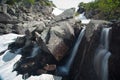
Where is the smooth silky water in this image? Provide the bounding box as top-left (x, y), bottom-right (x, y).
top-left (94, 28), bottom-right (112, 80)
top-left (56, 27), bottom-right (86, 76)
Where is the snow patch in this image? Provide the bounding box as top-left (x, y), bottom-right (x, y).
top-left (0, 33), bottom-right (24, 52)
top-left (0, 33), bottom-right (62, 80)
top-left (52, 7), bottom-right (64, 16)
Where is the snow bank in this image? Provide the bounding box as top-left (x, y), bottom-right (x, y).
top-left (52, 7), bottom-right (64, 16)
top-left (0, 33), bottom-right (62, 80)
top-left (0, 33), bottom-right (24, 52)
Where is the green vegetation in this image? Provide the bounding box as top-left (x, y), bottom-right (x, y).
top-left (5, 0), bottom-right (55, 7)
top-left (79, 0), bottom-right (120, 20)
top-left (39, 0), bottom-right (56, 7)
top-left (75, 12), bottom-right (80, 16)
top-left (6, 0), bottom-right (35, 5)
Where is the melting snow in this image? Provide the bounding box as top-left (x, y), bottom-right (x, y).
top-left (52, 7), bottom-right (64, 16)
top-left (0, 33), bottom-right (24, 52)
top-left (0, 33), bottom-right (62, 80)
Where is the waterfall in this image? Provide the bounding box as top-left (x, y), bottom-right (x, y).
top-left (100, 28), bottom-right (111, 50)
top-left (94, 28), bottom-right (111, 80)
top-left (56, 27), bottom-right (86, 76)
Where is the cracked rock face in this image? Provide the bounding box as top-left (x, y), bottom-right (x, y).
top-left (0, 2), bottom-right (80, 80)
top-left (109, 21), bottom-right (120, 80)
top-left (9, 19), bottom-right (75, 76)
top-left (54, 8), bottom-right (75, 22)
top-left (47, 22), bottom-right (74, 61)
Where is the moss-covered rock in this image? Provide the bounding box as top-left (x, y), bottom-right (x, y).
top-left (78, 0), bottom-right (120, 21)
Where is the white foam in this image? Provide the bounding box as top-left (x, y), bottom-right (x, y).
top-left (75, 13), bottom-right (91, 24)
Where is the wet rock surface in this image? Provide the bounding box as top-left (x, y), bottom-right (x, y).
top-left (69, 20), bottom-right (111, 80)
top-left (109, 21), bottom-right (120, 80)
top-left (0, 2), bottom-right (78, 79)
top-left (1, 1), bottom-right (120, 80)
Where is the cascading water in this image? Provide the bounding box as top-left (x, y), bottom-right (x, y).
top-left (94, 28), bottom-right (111, 80)
top-left (56, 27), bottom-right (86, 76)
top-left (100, 28), bottom-right (111, 50)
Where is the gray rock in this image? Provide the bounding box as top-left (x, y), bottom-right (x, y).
top-left (47, 22), bottom-right (74, 61)
top-left (54, 8), bottom-right (75, 21)
top-left (0, 12), bottom-right (12, 22)
top-left (53, 22), bottom-right (74, 39)
top-left (85, 20), bottom-right (110, 41)
top-left (34, 22), bottom-right (46, 33)
top-left (35, 32), bottom-right (51, 54)
top-left (47, 30), bottom-right (69, 61)
top-left (26, 16), bottom-right (33, 21)
top-left (0, 4), bottom-right (7, 13)
top-left (5, 24), bottom-right (13, 33)
top-left (22, 21), bottom-right (46, 33)
top-left (0, 23), bottom-right (14, 34)
top-left (32, 2), bottom-right (42, 13)
top-left (13, 23), bottom-right (25, 34)
top-left (40, 27), bottom-right (50, 43)
top-left (0, 23), bottom-right (6, 34)
top-left (41, 6), bottom-right (53, 15)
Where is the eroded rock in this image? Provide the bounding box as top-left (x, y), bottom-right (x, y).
top-left (109, 21), bottom-right (120, 80)
top-left (70, 20), bottom-right (110, 80)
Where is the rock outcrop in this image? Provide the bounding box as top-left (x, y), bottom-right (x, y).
top-left (69, 20), bottom-right (111, 80)
top-left (109, 21), bottom-right (120, 80)
top-left (1, 1), bottom-right (120, 80)
top-left (0, 2), bottom-right (79, 79)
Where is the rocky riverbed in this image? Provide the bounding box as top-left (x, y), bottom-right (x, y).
top-left (0, 1), bottom-right (120, 80)
top-left (0, 2), bottom-right (82, 80)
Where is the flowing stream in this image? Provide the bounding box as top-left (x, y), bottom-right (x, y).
top-left (94, 28), bottom-right (111, 80)
top-left (56, 27), bottom-right (86, 76)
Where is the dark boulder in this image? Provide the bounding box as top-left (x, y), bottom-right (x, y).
top-left (109, 21), bottom-right (120, 80)
top-left (77, 7), bottom-right (85, 14)
top-left (54, 8), bottom-right (75, 22)
top-left (8, 36), bottom-right (26, 53)
top-left (10, 33), bottom-right (58, 79)
top-left (0, 12), bottom-right (12, 23)
top-left (69, 20), bottom-right (110, 80)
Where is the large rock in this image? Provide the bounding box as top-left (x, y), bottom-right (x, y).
top-left (0, 23), bottom-right (7, 34)
top-left (85, 9), bottom-right (101, 19)
top-left (109, 21), bottom-right (120, 80)
top-left (12, 23), bottom-right (25, 34)
top-left (0, 23), bottom-right (15, 34)
top-left (70, 20), bottom-right (110, 80)
top-left (7, 20), bottom-right (75, 78)
top-left (0, 12), bottom-right (12, 22)
top-left (54, 8), bottom-right (75, 22)
top-left (22, 21), bottom-right (46, 33)
top-left (0, 2), bottom-right (84, 79)
top-left (40, 27), bottom-right (50, 43)
top-left (47, 22), bottom-right (74, 61)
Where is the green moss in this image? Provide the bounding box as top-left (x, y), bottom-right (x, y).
top-left (75, 12), bottom-right (79, 16)
top-left (39, 0), bottom-right (56, 7)
top-left (5, 0), bottom-right (56, 7)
